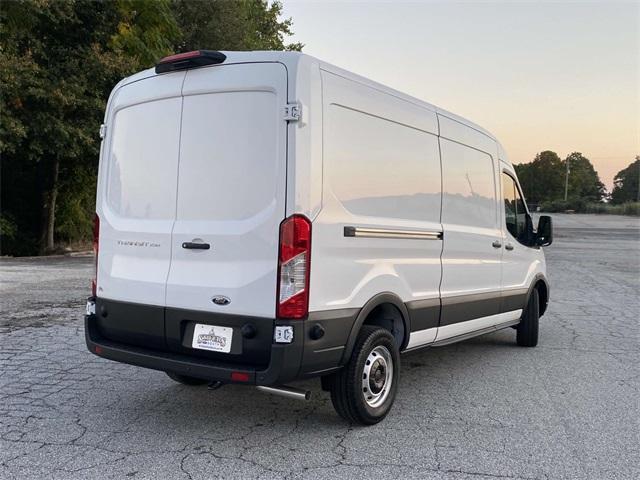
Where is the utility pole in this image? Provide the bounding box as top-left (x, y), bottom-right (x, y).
top-left (564, 157), bottom-right (570, 201)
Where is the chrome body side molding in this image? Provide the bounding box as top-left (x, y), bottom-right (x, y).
top-left (344, 226), bottom-right (443, 240)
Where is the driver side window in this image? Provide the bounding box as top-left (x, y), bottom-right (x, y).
top-left (502, 173), bottom-right (528, 243)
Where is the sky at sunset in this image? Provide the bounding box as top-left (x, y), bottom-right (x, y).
top-left (282, 0), bottom-right (639, 190)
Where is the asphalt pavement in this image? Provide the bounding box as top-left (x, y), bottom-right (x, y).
top-left (1, 214), bottom-right (638, 479)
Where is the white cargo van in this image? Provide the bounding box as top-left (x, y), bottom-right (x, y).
top-left (86, 50), bottom-right (552, 425)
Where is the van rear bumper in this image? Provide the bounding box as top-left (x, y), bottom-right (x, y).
top-left (84, 298), bottom-right (359, 386)
top-left (85, 315), bottom-right (303, 385)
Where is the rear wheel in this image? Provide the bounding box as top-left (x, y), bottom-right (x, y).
top-left (517, 288), bottom-right (539, 347)
top-left (165, 372), bottom-right (208, 386)
top-left (328, 326), bottom-right (400, 425)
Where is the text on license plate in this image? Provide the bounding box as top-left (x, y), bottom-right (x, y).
top-left (192, 324), bottom-right (233, 353)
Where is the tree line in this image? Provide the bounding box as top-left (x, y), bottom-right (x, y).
top-left (515, 152), bottom-right (640, 211)
top-left (0, 0), bottom-right (301, 256)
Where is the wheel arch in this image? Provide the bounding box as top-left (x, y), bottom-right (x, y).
top-left (527, 273), bottom-right (549, 316)
top-left (340, 292), bottom-right (411, 365)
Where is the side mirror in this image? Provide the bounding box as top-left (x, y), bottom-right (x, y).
top-left (536, 215), bottom-right (553, 247)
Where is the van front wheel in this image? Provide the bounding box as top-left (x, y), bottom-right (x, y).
top-left (328, 326), bottom-right (400, 425)
top-left (165, 372), bottom-right (208, 386)
top-left (517, 288), bottom-right (539, 347)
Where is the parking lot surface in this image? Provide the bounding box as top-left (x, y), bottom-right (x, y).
top-left (1, 214), bottom-right (639, 479)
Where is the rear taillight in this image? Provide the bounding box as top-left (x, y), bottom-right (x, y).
top-left (276, 215), bottom-right (311, 319)
top-left (91, 214), bottom-right (99, 297)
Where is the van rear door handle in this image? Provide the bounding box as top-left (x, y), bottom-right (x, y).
top-left (505, 243), bottom-right (514, 251)
top-left (492, 240), bottom-right (502, 248)
top-left (182, 242), bottom-right (210, 250)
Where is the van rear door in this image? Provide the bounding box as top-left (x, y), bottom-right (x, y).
top-left (164, 63), bottom-right (288, 319)
top-left (98, 73), bottom-right (185, 307)
top-left (96, 73), bottom-right (185, 347)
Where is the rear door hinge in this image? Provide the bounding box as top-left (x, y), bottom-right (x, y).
top-left (284, 103), bottom-right (302, 122)
top-left (99, 124), bottom-right (107, 139)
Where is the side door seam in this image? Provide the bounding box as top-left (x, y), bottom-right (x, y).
top-left (433, 113), bottom-right (445, 343)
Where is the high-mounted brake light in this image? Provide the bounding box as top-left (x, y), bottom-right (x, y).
top-left (91, 214), bottom-right (99, 297)
top-left (276, 215), bottom-right (312, 319)
top-left (155, 50), bottom-right (226, 74)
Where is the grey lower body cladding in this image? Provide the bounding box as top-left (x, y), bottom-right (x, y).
top-left (439, 289), bottom-right (529, 326)
top-left (405, 288), bottom-right (529, 330)
top-left (85, 289), bottom-right (530, 385)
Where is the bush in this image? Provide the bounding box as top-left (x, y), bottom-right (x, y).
top-left (540, 200), bottom-right (640, 216)
top-left (621, 202), bottom-right (640, 216)
top-left (540, 198), bottom-right (587, 213)
top-left (585, 202), bottom-right (640, 216)
top-left (539, 200), bottom-right (563, 212)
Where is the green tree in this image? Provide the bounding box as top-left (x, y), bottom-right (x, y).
top-left (563, 152), bottom-right (606, 202)
top-left (515, 151), bottom-right (606, 205)
top-left (514, 151), bottom-right (564, 204)
top-left (112, 0), bottom-right (180, 66)
top-left (171, 0), bottom-right (303, 52)
top-left (1, 0), bottom-right (178, 255)
top-left (610, 157), bottom-right (640, 204)
top-left (1, 0), bottom-right (302, 256)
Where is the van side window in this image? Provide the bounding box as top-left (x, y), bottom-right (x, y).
top-left (440, 139), bottom-right (497, 229)
top-left (326, 105), bottom-right (441, 223)
top-left (502, 173), bottom-right (527, 242)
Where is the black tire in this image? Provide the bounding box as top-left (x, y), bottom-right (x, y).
top-left (328, 326), bottom-right (400, 425)
top-left (517, 288), bottom-right (539, 347)
top-left (165, 372), bottom-right (208, 386)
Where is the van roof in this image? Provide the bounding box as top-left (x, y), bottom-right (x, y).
top-left (118, 50), bottom-right (502, 153)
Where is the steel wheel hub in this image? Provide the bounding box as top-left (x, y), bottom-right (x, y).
top-left (361, 345), bottom-right (393, 408)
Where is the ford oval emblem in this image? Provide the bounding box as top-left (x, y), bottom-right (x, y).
top-left (212, 296), bottom-right (231, 306)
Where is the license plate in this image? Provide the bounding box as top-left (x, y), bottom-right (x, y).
top-left (192, 324), bottom-right (233, 353)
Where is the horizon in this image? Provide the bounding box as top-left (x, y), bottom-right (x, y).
top-left (283, 0), bottom-right (639, 191)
